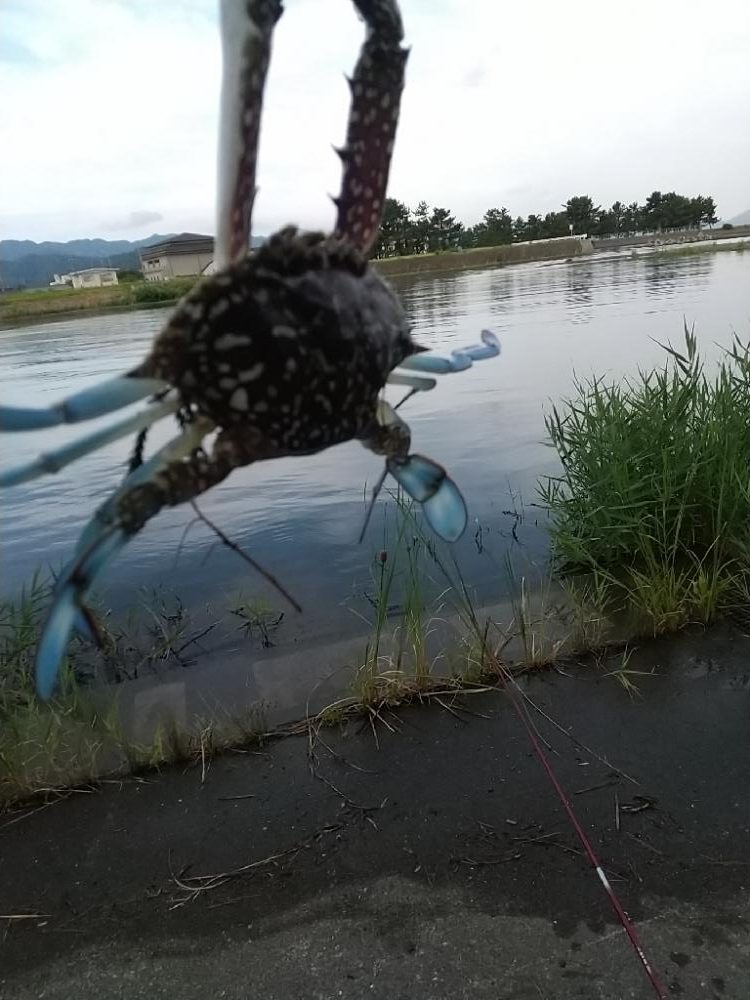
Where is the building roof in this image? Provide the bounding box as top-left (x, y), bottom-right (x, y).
top-left (68, 267), bottom-right (118, 276)
top-left (139, 233), bottom-right (214, 260)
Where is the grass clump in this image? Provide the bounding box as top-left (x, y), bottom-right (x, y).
top-left (0, 576), bottom-right (124, 804)
top-left (130, 276), bottom-right (197, 304)
top-left (0, 576), bottom-right (276, 806)
top-left (541, 327), bottom-right (750, 633)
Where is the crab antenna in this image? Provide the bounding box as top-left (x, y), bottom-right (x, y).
top-left (215, 0), bottom-right (283, 269)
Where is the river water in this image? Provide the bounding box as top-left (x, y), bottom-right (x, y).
top-left (2, 250), bottom-right (749, 654)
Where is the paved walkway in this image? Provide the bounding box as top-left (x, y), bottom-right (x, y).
top-left (2, 625), bottom-right (749, 998)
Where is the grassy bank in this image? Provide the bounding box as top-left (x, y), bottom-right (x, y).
top-left (542, 328), bottom-right (750, 633)
top-left (8, 322), bottom-right (750, 805)
top-left (651, 240), bottom-right (748, 260)
top-left (1, 502), bottom-right (615, 809)
top-left (0, 277), bottom-right (197, 326)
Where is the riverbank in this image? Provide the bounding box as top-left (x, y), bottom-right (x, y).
top-left (5, 232), bottom-right (749, 327)
top-left (0, 237), bottom-right (592, 325)
top-left (592, 222), bottom-right (750, 251)
top-left (0, 278), bottom-right (194, 327)
top-left (2, 622), bottom-right (749, 999)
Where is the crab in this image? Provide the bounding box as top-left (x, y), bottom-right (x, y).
top-left (0, 0), bottom-right (500, 701)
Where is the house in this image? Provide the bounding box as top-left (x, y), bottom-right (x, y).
top-left (68, 267), bottom-right (119, 289)
top-left (139, 233), bottom-right (215, 282)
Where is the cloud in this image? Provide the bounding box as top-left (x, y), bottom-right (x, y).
top-left (463, 66), bottom-right (487, 89)
top-left (0, 37), bottom-right (44, 67)
top-left (105, 210), bottom-right (164, 231)
top-left (2, 0), bottom-right (749, 242)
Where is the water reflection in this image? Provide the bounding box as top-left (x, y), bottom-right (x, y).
top-left (563, 262), bottom-right (595, 324)
top-left (398, 270), bottom-right (463, 341)
top-left (642, 255), bottom-right (714, 299)
top-left (1, 251), bottom-right (749, 653)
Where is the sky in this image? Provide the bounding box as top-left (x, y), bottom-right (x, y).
top-left (2, 0), bottom-right (749, 243)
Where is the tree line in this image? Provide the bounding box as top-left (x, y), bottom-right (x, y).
top-left (373, 191), bottom-right (719, 258)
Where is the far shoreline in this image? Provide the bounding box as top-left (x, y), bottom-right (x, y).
top-left (0, 237), bottom-right (591, 329)
top-left (2, 232), bottom-right (748, 330)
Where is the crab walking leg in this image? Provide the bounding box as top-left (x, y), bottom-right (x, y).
top-left (0, 397), bottom-right (179, 489)
top-left (453, 329), bottom-right (502, 362)
top-left (334, 0), bottom-right (408, 256)
top-left (36, 529), bottom-right (129, 700)
top-left (399, 352), bottom-right (472, 375)
top-left (64, 415), bottom-right (214, 660)
top-left (74, 416), bottom-right (215, 557)
top-left (215, 0), bottom-right (284, 268)
top-left (398, 330), bottom-right (501, 375)
top-left (0, 375), bottom-right (168, 431)
top-left (386, 372), bottom-right (437, 392)
top-left (37, 422), bottom-right (277, 700)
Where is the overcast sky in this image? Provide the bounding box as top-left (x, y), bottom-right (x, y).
top-left (2, 0), bottom-right (749, 243)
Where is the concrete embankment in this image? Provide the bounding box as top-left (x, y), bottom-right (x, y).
top-left (373, 236), bottom-right (592, 277)
top-left (593, 223), bottom-right (750, 251)
top-left (2, 623), bottom-right (750, 999)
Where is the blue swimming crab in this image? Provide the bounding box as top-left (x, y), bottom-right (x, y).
top-left (0, 0), bottom-right (500, 699)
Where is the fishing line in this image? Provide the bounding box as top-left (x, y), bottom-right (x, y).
top-left (497, 664), bottom-right (668, 999)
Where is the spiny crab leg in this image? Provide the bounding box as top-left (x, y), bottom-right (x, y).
top-left (334, 0), bottom-right (408, 256)
top-left (215, 0), bottom-right (283, 268)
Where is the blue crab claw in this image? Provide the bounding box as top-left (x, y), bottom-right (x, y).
top-left (387, 455), bottom-right (468, 542)
top-left (399, 329), bottom-right (500, 375)
top-left (0, 375), bottom-right (167, 432)
top-left (36, 529), bottom-right (126, 701)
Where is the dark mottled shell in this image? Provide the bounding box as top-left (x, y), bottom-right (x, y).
top-left (144, 228), bottom-right (415, 453)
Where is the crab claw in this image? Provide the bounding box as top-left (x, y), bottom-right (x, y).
top-left (399, 329), bottom-right (501, 375)
top-left (387, 454), bottom-right (468, 542)
top-left (36, 529), bottom-right (126, 701)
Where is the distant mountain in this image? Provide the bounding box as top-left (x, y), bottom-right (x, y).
top-left (0, 234), bottom-right (171, 263)
top-left (0, 251), bottom-right (148, 289)
top-left (728, 209), bottom-right (750, 227)
top-left (0, 233), bottom-right (265, 288)
top-left (0, 234), bottom-right (174, 289)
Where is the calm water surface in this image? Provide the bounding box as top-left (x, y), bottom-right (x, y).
top-left (2, 251), bottom-right (749, 649)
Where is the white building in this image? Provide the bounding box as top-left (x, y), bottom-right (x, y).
top-left (67, 267), bottom-right (119, 289)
